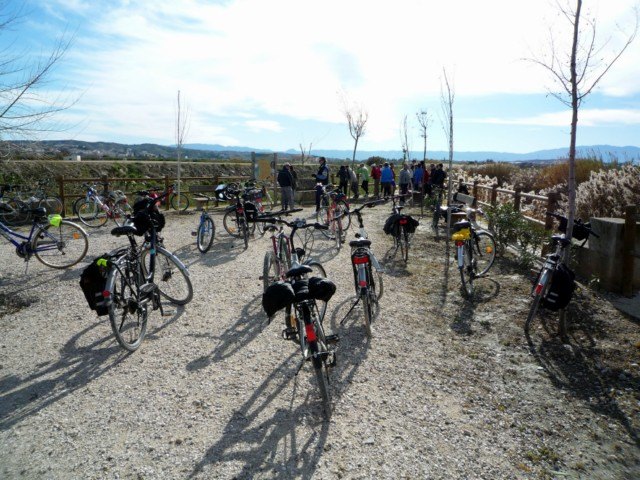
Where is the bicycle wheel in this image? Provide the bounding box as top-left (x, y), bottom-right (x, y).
top-left (334, 216), bottom-right (343, 251)
top-left (0, 199), bottom-right (20, 224)
top-left (309, 313), bottom-right (331, 418)
top-left (39, 196), bottom-right (63, 215)
top-left (459, 243), bottom-right (474, 297)
top-left (316, 198), bottom-right (333, 239)
top-left (369, 266), bottom-right (384, 301)
top-left (473, 231), bottom-right (496, 276)
top-left (32, 220), bottom-right (89, 269)
top-left (77, 199), bottom-right (108, 227)
top-left (112, 200), bottom-right (133, 227)
top-left (197, 215), bottom-right (215, 253)
top-left (262, 251), bottom-right (279, 292)
top-left (304, 260), bottom-right (327, 321)
top-left (525, 268), bottom-right (551, 334)
top-left (222, 209), bottom-right (241, 237)
top-left (402, 227), bottom-right (410, 263)
top-left (240, 216), bottom-right (249, 250)
top-left (106, 261), bottom-right (148, 352)
top-left (72, 196), bottom-right (85, 216)
top-left (335, 200), bottom-right (351, 230)
top-left (142, 247), bottom-right (193, 305)
top-left (362, 292), bottom-right (373, 337)
top-left (170, 192), bottom-right (190, 211)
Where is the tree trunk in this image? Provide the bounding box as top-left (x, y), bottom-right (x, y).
top-left (351, 138), bottom-right (358, 167)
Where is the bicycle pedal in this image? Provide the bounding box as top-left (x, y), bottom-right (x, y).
top-left (325, 334), bottom-right (340, 345)
top-left (281, 327), bottom-right (298, 341)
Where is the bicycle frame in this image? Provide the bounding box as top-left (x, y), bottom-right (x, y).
top-left (0, 217), bottom-right (71, 257)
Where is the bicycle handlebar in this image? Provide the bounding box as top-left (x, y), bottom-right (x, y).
top-left (546, 211), bottom-right (600, 238)
top-left (352, 198), bottom-right (388, 214)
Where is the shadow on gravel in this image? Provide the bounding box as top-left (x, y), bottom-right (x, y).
top-left (189, 353), bottom-right (330, 480)
top-left (185, 295), bottom-right (264, 370)
top-left (0, 322), bottom-right (126, 431)
top-left (171, 238), bottom-right (241, 269)
top-left (144, 304), bottom-right (186, 343)
top-left (525, 312), bottom-right (640, 447)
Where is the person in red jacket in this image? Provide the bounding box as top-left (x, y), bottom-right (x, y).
top-left (370, 162), bottom-right (382, 198)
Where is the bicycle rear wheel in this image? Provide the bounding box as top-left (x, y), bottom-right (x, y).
top-left (106, 261), bottom-right (148, 352)
top-left (39, 196), bottom-right (63, 215)
top-left (525, 268), bottom-right (551, 334)
top-left (308, 313), bottom-right (331, 418)
top-left (473, 231), bottom-right (496, 276)
top-left (402, 227), bottom-right (410, 262)
top-left (459, 243), bottom-right (474, 297)
top-left (362, 292), bottom-right (373, 337)
top-left (112, 199), bottom-right (133, 227)
top-left (142, 247), bottom-right (193, 305)
top-left (32, 220), bottom-right (89, 269)
top-left (77, 200), bottom-right (108, 227)
top-left (305, 260), bottom-right (327, 321)
top-left (170, 192), bottom-right (190, 211)
top-left (197, 215), bottom-right (215, 253)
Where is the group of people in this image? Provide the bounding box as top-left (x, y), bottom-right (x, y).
top-left (277, 156), bottom-right (451, 212)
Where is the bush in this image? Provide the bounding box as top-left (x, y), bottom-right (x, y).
top-left (575, 164), bottom-right (640, 220)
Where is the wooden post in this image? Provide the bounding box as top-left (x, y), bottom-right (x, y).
top-left (58, 176), bottom-right (66, 217)
top-left (472, 180), bottom-right (478, 201)
top-left (544, 192), bottom-right (558, 231)
top-left (490, 184), bottom-right (498, 206)
top-left (622, 205), bottom-right (637, 297)
top-left (214, 175), bottom-right (219, 207)
top-left (514, 188), bottom-right (522, 212)
top-left (164, 175), bottom-right (170, 211)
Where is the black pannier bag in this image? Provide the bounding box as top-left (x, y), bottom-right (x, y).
top-left (132, 198), bottom-right (165, 235)
top-left (262, 281), bottom-right (295, 317)
top-left (309, 276), bottom-right (337, 302)
top-left (400, 215), bottom-right (419, 234)
top-left (383, 214), bottom-right (401, 235)
top-left (383, 214), bottom-right (419, 235)
top-left (542, 263), bottom-right (576, 311)
top-left (79, 255), bottom-right (111, 316)
top-left (243, 201), bottom-right (258, 222)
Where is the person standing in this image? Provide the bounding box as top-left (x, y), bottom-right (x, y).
top-left (399, 162), bottom-right (412, 205)
top-left (348, 166), bottom-right (358, 200)
top-left (357, 163), bottom-right (370, 198)
top-left (390, 163), bottom-right (396, 196)
top-left (413, 161), bottom-right (424, 192)
top-left (289, 164), bottom-right (298, 195)
top-left (380, 162), bottom-right (393, 198)
top-left (431, 163), bottom-right (447, 188)
top-left (277, 163), bottom-right (295, 210)
top-left (314, 156), bottom-right (329, 212)
top-left (371, 162), bottom-right (382, 198)
top-left (338, 165), bottom-right (349, 195)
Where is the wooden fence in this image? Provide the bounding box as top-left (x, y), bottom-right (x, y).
top-left (623, 204), bottom-right (639, 297)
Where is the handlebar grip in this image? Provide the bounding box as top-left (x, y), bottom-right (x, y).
top-left (313, 223), bottom-right (329, 230)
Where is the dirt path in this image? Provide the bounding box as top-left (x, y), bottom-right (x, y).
top-left (0, 204), bottom-right (638, 479)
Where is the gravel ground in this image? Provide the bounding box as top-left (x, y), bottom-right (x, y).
top-left (1, 204), bottom-right (639, 479)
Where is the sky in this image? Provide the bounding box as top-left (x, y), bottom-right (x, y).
top-left (4, 0), bottom-right (640, 154)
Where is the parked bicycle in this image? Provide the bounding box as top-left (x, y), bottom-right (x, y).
top-left (0, 181), bottom-right (62, 225)
top-left (524, 212), bottom-right (598, 334)
top-left (341, 199), bottom-right (386, 336)
top-left (316, 185), bottom-right (350, 250)
top-left (191, 193), bottom-right (216, 253)
top-left (222, 187), bottom-right (255, 249)
top-left (262, 255), bottom-right (338, 418)
top-left (383, 195), bottom-right (418, 263)
top-left (0, 205), bottom-right (88, 269)
top-left (140, 183), bottom-right (190, 211)
top-left (451, 208), bottom-right (497, 297)
top-left (76, 183), bottom-right (131, 228)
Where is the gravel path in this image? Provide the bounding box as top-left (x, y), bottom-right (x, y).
top-left (1, 205), bottom-right (638, 479)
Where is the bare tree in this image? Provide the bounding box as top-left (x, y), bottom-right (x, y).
top-left (529, 0), bottom-right (638, 248)
top-left (400, 115), bottom-right (411, 163)
top-left (440, 67), bottom-right (455, 249)
top-left (175, 90), bottom-right (190, 209)
top-left (299, 142), bottom-right (312, 165)
top-left (416, 109), bottom-right (432, 162)
top-left (340, 93), bottom-right (368, 167)
top-left (0, 5), bottom-right (76, 143)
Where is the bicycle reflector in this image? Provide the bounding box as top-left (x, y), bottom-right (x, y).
top-left (485, 245), bottom-right (493, 254)
top-left (237, 207), bottom-right (244, 214)
top-left (352, 255), bottom-right (369, 264)
top-left (399, 218), bottom-right (408, 225)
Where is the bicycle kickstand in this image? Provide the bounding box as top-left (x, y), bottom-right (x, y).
top-left (339, 295), bottom-right (361, 326)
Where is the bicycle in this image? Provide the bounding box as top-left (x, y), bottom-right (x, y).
top-left (384, 195), bottom-right (418, 263)
top-left (0, 181), bottom-right (62, 225)
top-left (340, 199), bottom-right (386, 336)
top-left (430, 185), bottom-right (446, 232)
top-left (524, 212), bottom-right (598, 334)
top-left (263, 260), bottom-right (338, 418)
top-left (103, 194), bottom-right (170, 351)
top-left (191, 193), bottom-right (216, 253)
top-left (316, 184), bottom-right (351, 234)
top-left (222, 188), bottom-right (255, 249)
top-left (141, 183), bottom-right (190, 211)
top-left (451, 209), bottom-right (497, 297)
top-left (0, 205), bottom-right (88, 269)
top-left (76, 183), bottom-right (131, 228)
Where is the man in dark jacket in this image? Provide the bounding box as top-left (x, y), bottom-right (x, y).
top-left (277, 163), bottom-right (295, 210)
top-left (314, 156), bottom-right (329, 212)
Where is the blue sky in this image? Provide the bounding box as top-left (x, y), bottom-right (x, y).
top-left (5, 0), bottom-right (640, 153)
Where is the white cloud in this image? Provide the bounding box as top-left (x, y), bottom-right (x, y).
top-left (472, 109), bottom-right (640, 127)
top-left (244, 120), bottom-right (283, 133)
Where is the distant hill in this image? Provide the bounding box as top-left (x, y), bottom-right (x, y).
top-left (5, 140), bottom-right (639, 163)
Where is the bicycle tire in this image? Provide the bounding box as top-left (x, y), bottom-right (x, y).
top-left (278, 236), bottom-right (291, 274)
top-left (473, 231), bottom-right (496, 276)
top-left (72, 196), bottom-right (85, 216)
top-left (459, 242), bottom-right (474, 297)
top-left (0, 199), bottom-right (20, 224)
top-left (32, 220), bottom-right (89, 269)
top-left (309, 313), bottom-right (331, 418)
top-left (112, 199), bottom-right (133, 227)
top-left (222, 209), bottom-right (241, 237)
top-left (334, 215), bottom-right (343, 251)
top-left (525, 268), bottom-right (551, 334)
top-left (197, 215), bottom-right (215, 253)
top-left (241, 217), bottom-right (249, 250)
top-left (362, 292), bottom-right (373, 337)
top-left (402, 227), bottom-right (410, 263)
top-left (106, 260), bottom-right (148, 352)
top-left (370, 268), bottom-right (384, 301)
top-left (77, 199), bottom-right (108, 227)
top-left (316, 197), bottom-right (333, 239)
top-left (305, 260), bottom-right (327, 321)
top-left (170, 192), bottom-right (190, 211)
top-left (3, 199), bottom-right (29, 225)
top-left (336, 200), bottom-right (351, 230)
top-left (141, 247), bottom-right (193, 305)
top-left (39, 196), bottom-right (63, 215)
top-left (263, 251), bottom-right (278, 292)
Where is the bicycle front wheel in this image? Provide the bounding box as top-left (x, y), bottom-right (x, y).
top-left (335, 200), bottom-right (351, 230)
top-left (170, 192), bottom-right (190, 211)
top-left (77, 200), bottom-right (108, 227)
top-left (32, 220), bottom-right (89, 269)
top-left (39, 196), bottom-right (63, 215)
top-left (473, 231), bottom-right (496, 276)
top-left (106, 260), bottom-right (148, 352)
top-left (112, 200), bottom-right (133, 227)
top-left (142, 247), bottom-right (193, 305)
top-left (263, 251), bottom-right (278, 292)
top-left (197, 215), bottom-right (215, 253)
top-left (223, 209), bottom-right (241, 237)
top-left (310, 318), bottom-right (332, 418)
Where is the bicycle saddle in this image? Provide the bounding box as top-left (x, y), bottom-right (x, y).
top-left (29, 207), bottom-right (48, 218)
top-left (111, 225), bottom-right (137, 236)
top-left (286, 265), bottom-right (313, 278)
top-left (452, 220), bottom-right (471, 230)
top-left (349, 238), bottom-right (372, 248)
